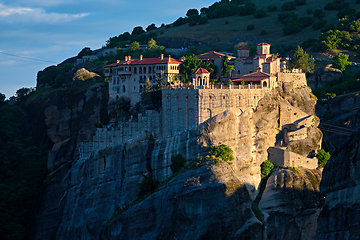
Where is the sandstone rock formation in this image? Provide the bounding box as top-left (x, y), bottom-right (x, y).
top-left (32, 80), bottom-right (322, 239)
top-left (307, 64), bottom-right (343, 91)
top-left (316, 131), bottom-right (360, 239)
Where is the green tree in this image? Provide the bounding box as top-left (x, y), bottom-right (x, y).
top-left (332, 53), bottom-right (351, 71)
top-left (131, 26), bottom-right (145, 36)
top-left (170, 154), bottom-right (186, 174)
top-left (287, 45), bottom-right (314, 73)
top-left (208, 144), bottom-right (234, 163)
top-left (182, 54), bottom-right (203, 76)
top-left (316, 149), bottom-right (330, 168)
top-left (261, 160), bottom-right (275, 179)
top-left (223, 54), bottom-right (235, 77)
top-left (0, 93), bottom-right (5, 105)
top-left (129, 41), bottom-right (140, 51)
top-left (147, 38), bottom-right (158, 50)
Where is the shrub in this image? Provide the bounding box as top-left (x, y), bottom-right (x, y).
top-left (316, 149), bottom-right (330, 168)
top-left (239, 2), bottom-right (257, 16)
top-left (295, 0), bottom-right (306, 6)
top-left (247, 24), bottom-right (255, 31)
top-left (253, 9), bottom-right (267, 18)
top-left (281, 1), bottom-right (296, 11)
top-left (283, 20), bottom-right (303, 35)
top-left (321, 24), bottom-right (336, 33)
top-left (313, 19), bottom-right (327, 30)
top-left (332, 53), bottom-right (351, 71)
top-left (267, 4), bottom-right (277, 12)
top-left (198, 16), bottom-right (208, 25)
top-left (337, 7), bottom-right (356, 19)
top-left (261, 29), bottom-right (268, 35)
top-left (306, 8), bottom-right (313, 14)
top-left (137, 175), bottom-right (159, 198)
top-left (261, 160), bottom-right (275, 179)
top-left (225, 20), bottom-right (229, 24)
top-left (313, 9), bottom-right (323, 18)
top-left (170, 154), bottom-right (186, 174)
top-left (278, 12), bottom-right (297, 24)
top-left (173, 17), bottom-right (187, 27)
top-left (299, 17), bottom-right (315, 28)
top-left (208, 144), bottom-right (234, 163)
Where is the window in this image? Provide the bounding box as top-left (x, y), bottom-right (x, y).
top-left (123, 86), bottom-right (126, 93)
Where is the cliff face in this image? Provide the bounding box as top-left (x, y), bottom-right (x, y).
top-left (32, 80), bottom-right (322, 239)
top-left (316, 131), bottom-right (360, 239)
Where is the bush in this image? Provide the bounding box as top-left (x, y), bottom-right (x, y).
top-left (295, 0), bottom-right (306, 6)
top-left (332, 53), bottom-right (351, 71)
top-left (261, 29), bottom-right (268, 35)
top-left (239, 2), bottom-right (257, 16)
top-left (278, 12), bottom-right (297, 24)
top-left (198, 16), bottom-right (208, 25)
top-left (306, 8), bottom-right (313, 14)
top-left (299, 17), bottom-right (315, 28)
top-left (261, 160), bottom-right (275, 179)
top-left (316, 149), bottom-right (330, 168)
top-left (337, 7), bottom-right (356, 19)
top-left (281, 1), bottom-right (296, 11)
top-left (253, 9), bottom-right (267, 18)
top-left (283, 20), bottom-right (303, 35)
top-left (267, 4), bottom-right (277, 12)
top-left (313, 9), bottom-right (323, 18)
top-left (321, 24), bottom-right (336, 33)
top-left (173, 17), bottom-right (187, 27)
top-left (313, 19), bottom-right (327, 30)
top-left (208, 144), bottom-right (234, 163)
top-left (247, 24), bottom-right (255, 31)
top-left (137, 175), bottom-right (159, 198)
top-left (170, 154), bottom-right (186, 174)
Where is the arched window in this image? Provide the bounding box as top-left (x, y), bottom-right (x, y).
top-left (263, 81), bottom-right (268, 88)
top-left (123, 85), bottom-right (126, 93)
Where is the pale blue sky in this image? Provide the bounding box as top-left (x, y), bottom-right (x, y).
top-left (0, 0), bottom-right (214, 98)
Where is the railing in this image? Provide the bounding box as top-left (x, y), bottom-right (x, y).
top-left (163, 84), bottom-right (265, 90)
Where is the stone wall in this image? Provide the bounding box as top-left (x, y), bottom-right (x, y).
top-left (268, 147), bottom-right (318, 169)
top-left (278, 72), bottom-right (307, 88)
top-left (78, 110), bottom-right (161, 159)
top-left (162, 87), bottom-right (269, 137)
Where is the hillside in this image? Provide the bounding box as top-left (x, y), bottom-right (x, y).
top-left (139, 0), bottom-right (360, 50)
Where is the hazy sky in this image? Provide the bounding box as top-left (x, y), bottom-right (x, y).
top-left (0, 0), bottom-right (214, 98)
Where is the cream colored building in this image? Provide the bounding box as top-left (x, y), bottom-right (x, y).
top-left (105, 54), bottom-right (182, 104)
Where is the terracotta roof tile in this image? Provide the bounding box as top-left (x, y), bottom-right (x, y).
top-left (105, 57), bottom-right (182, 68)
top-left (197, 51), bottom-right (235, 60)
top-left (194, 67), bottom-right (210, 74)
top-left (257, 42), bottom-right (270, 46)
top-left (242, 71), bottom-right (276, 78)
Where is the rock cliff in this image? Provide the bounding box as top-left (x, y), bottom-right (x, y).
top-left (316, 131), bottom-right (360, 239)
top-left (32, 80), bottom-right (322, 239)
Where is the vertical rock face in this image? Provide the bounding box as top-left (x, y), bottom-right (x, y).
top-left (316, 132), bottom-right (360, 240)
top-left (32, 80), bottom-right (322, 239)
top-left (259, 168), bottom-right (323, 240)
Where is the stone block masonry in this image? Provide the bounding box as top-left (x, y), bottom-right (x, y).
top-left (162, 86), bottom-right (269, 137)
top-left (268, 147), bottom-right (318, 169)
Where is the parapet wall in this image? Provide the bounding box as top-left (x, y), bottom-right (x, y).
top-left (268, 147), bottom-right (318, 169)
top-left (77, 110), bottom-right (161, 159)
top-left (278, 72), bottom-right (307, 88)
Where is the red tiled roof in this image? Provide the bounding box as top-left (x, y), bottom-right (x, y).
top-left (242, 71), bottom-right (276, 78)
top-left (232, 78), bottom-right (264, 82)
top-left (197, 51), bottom-right (235, 60)
top-left (257, 42), bottom-right (270, 46)
top-left (104, 57), bottom-right (182, 68)
top-left (194, 67), bottom-right (210, 74)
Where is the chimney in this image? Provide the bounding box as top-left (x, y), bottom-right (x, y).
top-left (160, 54), bottom-right (164, 60)
top-left (117, 60), bottom-right (120, 63)
top-left (168, 55), bottom-right (171, 62)
top-left (140, 55), bottom-right (143, 60)
top-left (128, 56), bottom-right (131, 60)
top-left (125, 56), bottom-right (128, 61)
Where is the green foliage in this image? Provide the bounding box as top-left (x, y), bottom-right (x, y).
top-left (281, 1), bottom-right (296, 11)
top-left (261, 29), bottom-right (268, 36)
top-left (173, 17), bottom-right (187, 27)
top-left (16, 87), bottom-right (35, 102)
top-left (261, 160), bottom-right (275, 179)
top-left (0, 102), bottom-right (48, 239)
top-left (313, 19), bottom-right (327, 30)
top-left (182, 54), bottom-right (203, 76)
top-left (324, 0), bottom-right (349, 11)
top-left (77, 47), bottom-right (92, 58)
top-left (132, 26), bottom-right (145, 36)
top-left (146, 23), bottom-right (157, 32)
top-left (295, 0), bottom-right (306, 6)
top-left (170, 154), bottom-right (186, 174)
top-left (313, 9), bottom-right (323, 19)
top-left (223, 54), bottom-right (235, 77)
top-left (267, 4), bottom-right (277, 12)
top-left (316, 149), bottom-right (331, 168)
top-left (238, 2), bottom-right (256, 16)
top-left (247, 24), bottom-right (255, 31)
top-left (137, 175), bottom-right (160, 198)
top-left (147, 38), bottom-right (158, 50)
top-left (332, 52), bottom-right (351, 71)
top-left (198, 16), bottom-right (209, 25)
top-left (283, 20), bottom-right (303, 35)
top-left (288, 45), bottom-right (315, 73)
top-left (278, 12), bottom-right (297, 24)
top-left (129, 41), bottom-right (140, 51)
top-left (253, 9), bottom-right (267, 18)
top-left (208, 144), bottom-right (234, 164)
